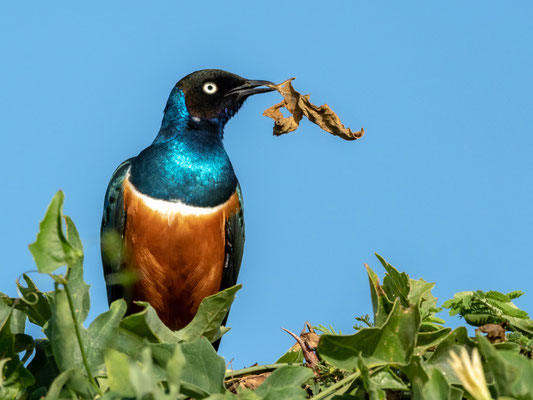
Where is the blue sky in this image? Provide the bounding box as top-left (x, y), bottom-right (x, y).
top-left (1, 1), bottom-right (532, 368)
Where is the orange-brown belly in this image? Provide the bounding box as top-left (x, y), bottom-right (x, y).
top-left (122, 177), bottom-right (241, 330)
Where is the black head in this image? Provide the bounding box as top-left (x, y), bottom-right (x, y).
top-left (176, 69), bottom-right (274, 121)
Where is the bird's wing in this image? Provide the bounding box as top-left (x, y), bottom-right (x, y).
top-left (220, 184), bottom-right (245, 291)
top-left (212, 184), bottom-right (245, 350)
top-left (100, 158), bottom-right (133, 304)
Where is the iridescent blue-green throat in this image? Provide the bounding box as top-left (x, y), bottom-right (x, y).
top-left (128, 88), bottom-right (238, 207)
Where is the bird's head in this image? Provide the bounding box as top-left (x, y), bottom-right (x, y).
top-left (161, 69), bottom-right (274, 133)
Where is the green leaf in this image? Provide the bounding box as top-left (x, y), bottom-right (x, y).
top-left (84, 299), bottom-right (127, 375)
top-left (166, 344), bottom-right (186, 397)
top-left (120, 301), bottom-right (180, 343)
top-left (176, 285), bottom-right (241, 343)
top-left (408, 278), bottom-right (435, 306)
top-left (28, 191), bottom-right (82, 274)
top-left (358, 354), bottom-right (386, 400)
top-left (318, 299), bottom-right (420, 370)
top-left (104, 348), bottom-right (135, 397)
top-left (44, 288), bottom-right (81, 372)
top-left (509, 317), bottom-right (533, 336)
top-left (477, 333), bottom-right (533, 398)
top-left (180, 337), bottom-right (227, 398)
top-left (149, 343), bottom-right (182, 381)
top-left (426, 327), bottom-right (475, 385)
top-left (64, 218), bottom-right (90, 324)
top-left (26, 339), bottom-right (59, 395)
top-left (370, 367), bottom-right (409, 391)
top-left (15, 274), bottom-right (52, 327)
top-left (399, 355), bottom-right (429, 387)
top-left (414, 368), bottom-right (460, 400)
top-left (365, 264), bottom-right (393, 327)
top-left (507, 290), bottom-right (524, 300)
top-left (44, 369), bottom-right (94, 400)
top-left (64, 215), bottom-right (82, 253)
top-left (43, 369), bottom-right (73, 400)
top-left (276, 348), bottom-right (304, 363)
top-left (376, 253), bottom-right (410, 308)
top-left (415, 328), bottom-right (452, 356)
top-left (8, 309), bottom-right (25, 336)
top-left (0, 301), bottom-right (35, 393)
top-left (254, 365), bottom-right (314, 400)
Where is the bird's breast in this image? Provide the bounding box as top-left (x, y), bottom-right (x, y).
top-left (122, 176), bottom-right (241, 329)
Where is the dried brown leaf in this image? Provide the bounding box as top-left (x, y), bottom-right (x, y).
top-left (476, 323), bottom-right (507, 344)
top-left (282, 322), bottom-right (320, 370)
top-left (263, 78), bottom-right (365, 141)
top-left (226, 372), bottom-right (271, 393)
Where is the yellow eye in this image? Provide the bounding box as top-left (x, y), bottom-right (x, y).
top-left (203, 82), bottom-right (218, 94)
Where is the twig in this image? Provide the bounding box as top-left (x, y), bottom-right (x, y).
top-left (63, 281), bottom-right (102, 396)
top-left (282, 327), bottom-right (319, 369)
top-left (225, 363), bottom-right (289, 379)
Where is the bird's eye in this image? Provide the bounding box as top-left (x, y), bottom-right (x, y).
top-left (203, 82), bottom-right (218, 95)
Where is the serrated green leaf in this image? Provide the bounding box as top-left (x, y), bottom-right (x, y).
top-left (318, 299), bottom-right (420, 370)
top-left (486, 290), bottom-right (511, 302)
top-left (464, 313), bottom-right (498, 326)
top-left (254, 365), bottom-right (314, 400)
top-left (409, 278), bottom-right (435, 307)
top-left (507, 290), bottom-right (524, 300)
top-left (376, 253), bottom-right (410, 308)
top-left (176, 285), bottom-right (241, 343)
top-left (365, 264), bottom-right (393, 327)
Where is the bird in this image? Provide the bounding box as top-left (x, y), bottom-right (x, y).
top-left (100, 69), bottom-right (274, 343)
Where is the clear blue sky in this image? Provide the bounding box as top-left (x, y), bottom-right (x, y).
top-left (1, 1), bottom-right (532, 368)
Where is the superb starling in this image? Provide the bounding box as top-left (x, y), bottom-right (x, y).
top-left (101, 69), bottom-right (274, 341)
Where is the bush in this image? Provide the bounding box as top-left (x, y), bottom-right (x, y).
top-left (1, 191), bottom-right (533, 399)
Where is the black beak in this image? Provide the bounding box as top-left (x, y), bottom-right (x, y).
top-left (225, 80), bottom-right (276, 98)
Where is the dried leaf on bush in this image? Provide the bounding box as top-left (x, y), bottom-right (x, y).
top-left (263, 78), bottom-right (365, 141)
top-left (476, 323), bottom-right (507, 344)
top-left (226, 372), bottom-right (270, 393)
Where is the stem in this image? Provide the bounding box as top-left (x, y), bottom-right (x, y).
top-left (63, 281), bottom-right (102, 396)
top-left (225, 363), bottom-right (290, 379)
top-left (311, 371), bottom-right (360, 400)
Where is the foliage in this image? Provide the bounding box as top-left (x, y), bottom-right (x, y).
top-left (1, 191), bottom-right (533, 399)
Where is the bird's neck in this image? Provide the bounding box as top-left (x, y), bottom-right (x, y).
top-left (154, 88), bottom-right (225, 144)
top-left (129, 88), bottom-right (238, 207)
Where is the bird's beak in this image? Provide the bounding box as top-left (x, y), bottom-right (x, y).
top-left (225, 80), bottom-right (276, 98)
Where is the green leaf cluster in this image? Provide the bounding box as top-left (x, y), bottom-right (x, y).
top-left (3, 192), bottom-right (533, 399)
